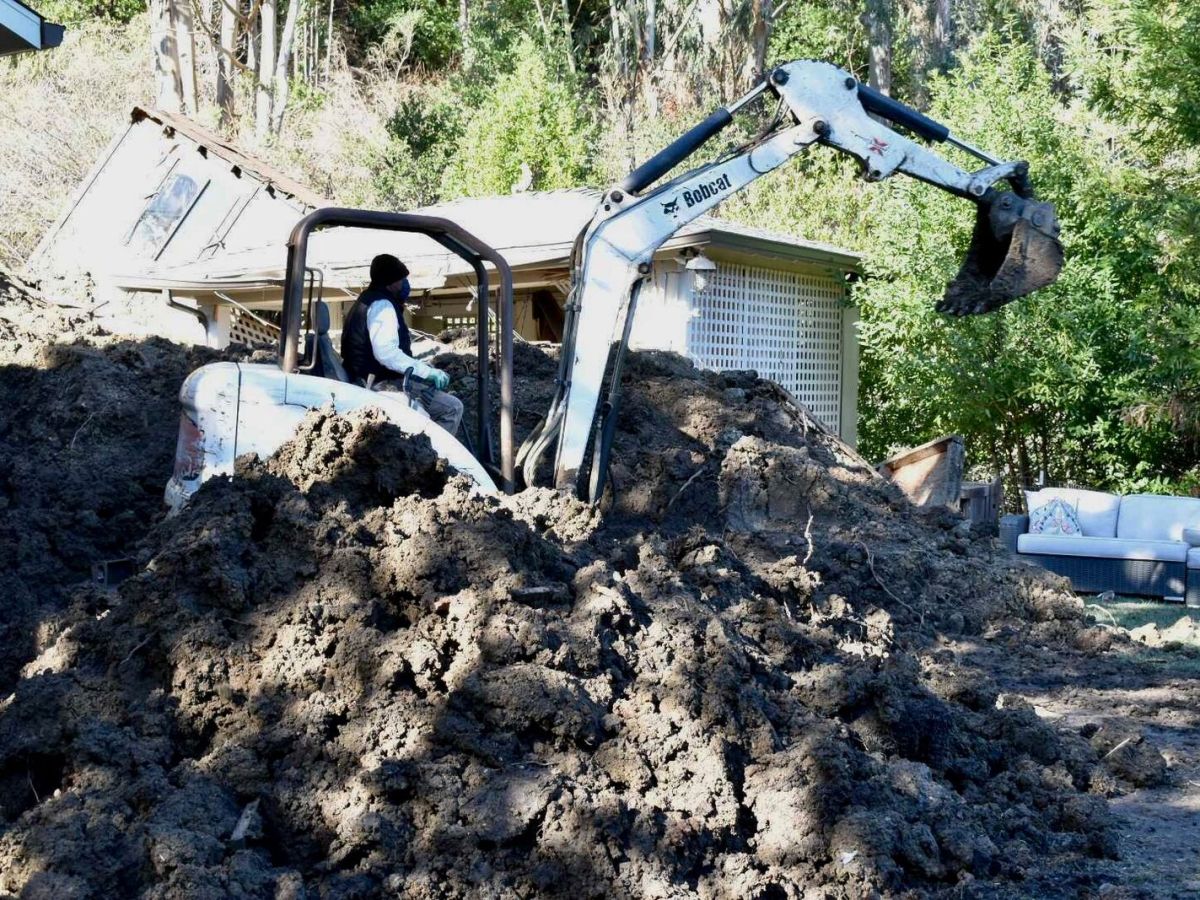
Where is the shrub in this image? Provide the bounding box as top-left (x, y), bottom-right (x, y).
top-left (441, 37), bottom-right (595, 197)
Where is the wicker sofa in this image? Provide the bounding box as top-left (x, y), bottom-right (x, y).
top-left (1000, 488), bottom-right (1200, 606)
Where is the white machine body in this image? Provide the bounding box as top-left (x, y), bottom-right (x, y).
top-left (165, 362), bottom-right (496, 511)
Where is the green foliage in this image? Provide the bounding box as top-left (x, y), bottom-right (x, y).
top-left (1067, 0), bottom-right (1200, 160)
top-left (372, 94), bottom-right (464, 207)
top-left (389, 94), bottom-right (461, 157)
top-left (729, 30), bottom-right (1198, 493)
top-left (771, 0), bottom-right (865, 67)
top-left (853, 35), bottom-right (1196, 491)
top-left (457, 0), bottom-right (548, 78)
top-left (441, 37), bottom-right (595, 197)
top-left (34, 0), bottom-right (142, 25)
top-left (1060, 0), bottom-right (1200, 488)
top-left (345, 0), bottom-right (460, 69)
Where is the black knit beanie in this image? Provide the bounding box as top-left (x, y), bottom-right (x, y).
top-left (369, 254), bottom-right (409, 287)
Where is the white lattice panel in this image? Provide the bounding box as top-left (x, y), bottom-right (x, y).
top-left (688, 264), bottom-right (845, 433)
top-left (229, 306), bottom-right (281, 346)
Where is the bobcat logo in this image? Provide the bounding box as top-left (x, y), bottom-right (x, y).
top-left (661, 197), bottom-right (680, 216)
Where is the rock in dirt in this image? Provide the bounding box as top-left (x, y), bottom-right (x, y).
top-left (0, 309), bottom-right (1122, 898)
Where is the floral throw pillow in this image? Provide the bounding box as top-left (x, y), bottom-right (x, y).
top-left (1029, 498), bottom-right (1083, 536)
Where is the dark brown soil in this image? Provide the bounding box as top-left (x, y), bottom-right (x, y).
top-left (0, 272), bottom-right (252, 694)
top-left (0, 281), bottom-right (1174, 899)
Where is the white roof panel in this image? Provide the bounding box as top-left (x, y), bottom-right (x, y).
top-left (114, 189), bottom-right (859, 293)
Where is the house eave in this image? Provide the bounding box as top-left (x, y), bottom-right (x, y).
top-left (674, 228), bottom-right (861, 271)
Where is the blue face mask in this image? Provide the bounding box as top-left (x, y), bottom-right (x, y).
top-left (396, 278), bottom-right (411, 302)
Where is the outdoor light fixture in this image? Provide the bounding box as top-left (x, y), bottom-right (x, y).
top-left (686, 251), bottom-right (717, 291)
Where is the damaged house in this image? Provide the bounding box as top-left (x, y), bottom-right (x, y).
top-left (32, 106), bottom-right (325, 335)
top-left (36, 108), bottom-right (863, 443)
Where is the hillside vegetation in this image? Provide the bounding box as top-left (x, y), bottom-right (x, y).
top-left (3, 0), bottom-right (1198, 494)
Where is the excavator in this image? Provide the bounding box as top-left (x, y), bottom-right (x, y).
top-left (165, 59), bottom-right (1063, 510)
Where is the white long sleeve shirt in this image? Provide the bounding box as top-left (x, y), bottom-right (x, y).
top-left (366, 300), bottom-right (435, 380)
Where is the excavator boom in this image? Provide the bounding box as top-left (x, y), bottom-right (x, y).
top-left (520, 59), bottom-right (1064, 501)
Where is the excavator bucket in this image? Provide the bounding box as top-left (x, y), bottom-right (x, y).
top-left (938, 191), bottom-right (1063, 316)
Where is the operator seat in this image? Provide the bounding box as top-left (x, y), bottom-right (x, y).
top-left (313, 300), bottom-right (349, 382)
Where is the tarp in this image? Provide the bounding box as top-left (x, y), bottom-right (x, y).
top-left (0, 0), bottom-right (63, 56)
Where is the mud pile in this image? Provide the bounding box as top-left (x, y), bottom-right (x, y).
top-left (0, 272), bottom-right (253, 694)
top-left (0, 324), bottom-right (1123, 898)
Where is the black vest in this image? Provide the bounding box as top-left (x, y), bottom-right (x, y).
top-left (341, 286), bottom-right (413, 383)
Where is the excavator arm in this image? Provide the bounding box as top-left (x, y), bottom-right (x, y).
top-left (519, 59), bottom-right (1064, 501)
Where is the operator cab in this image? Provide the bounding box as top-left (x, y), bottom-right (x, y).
top-left (165, 210), bottom-right (516, 512)
top-left (277, 208), bottom-right (516, 492)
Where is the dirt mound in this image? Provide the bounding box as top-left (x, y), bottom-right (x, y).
top-left (1129, 616), bottom-right (1200, 652)
top-left (0, 273), bottom-right (255, 695)
top-left (0, 329), bottom-right (1124, 898)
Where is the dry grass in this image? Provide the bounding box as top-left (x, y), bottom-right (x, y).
top-left (0, 18), bottom-right (150, 268)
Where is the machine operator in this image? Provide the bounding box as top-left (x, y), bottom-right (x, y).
top-left (341, 254), bottom-right (463, 435)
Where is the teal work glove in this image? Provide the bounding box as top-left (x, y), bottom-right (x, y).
top-left (429, 368), bottom-right (451, 391)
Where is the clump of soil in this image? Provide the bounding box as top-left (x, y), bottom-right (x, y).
top-left (267, 406), bottom-right (453, 510)
top-left (1130, 616), bottom-right (1200, 652)
top-left (0, 319), bottom-right (1124, 898)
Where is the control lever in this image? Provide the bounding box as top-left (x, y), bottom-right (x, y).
top-left (401, 367), bottom-right (438, 405)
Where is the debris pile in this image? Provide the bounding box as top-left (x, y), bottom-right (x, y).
top-left (0, 271), bottom-right (242, 693)
top-left (0, 282), bottom-right (1125, 898)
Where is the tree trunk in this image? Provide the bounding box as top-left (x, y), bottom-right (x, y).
top-left (1037, 426), bottom-right (1051, 486)
top-left (934, 0), bottom-right (952, 69)
top-left (324, 0), bottom-right (333, 81)
top-left (746, 0), bottom-right (771, 86)
top-left (644, 0), bottom-right (656, 63)
top-left (607, 0), bottom-right (627, 85)
top-left (173, 0), bottom-right (199, 113)
top-left (862, 0), bottom-right (892, 95)
top-left (560, 0), bottom-right (575, 71)
top-left (270, 0), bottom-right (303, 133)
top-left (1016, 434), bottom-right (1032, 490)
top-left (304, 3), bottom-right (312, 82)
top-left (216, 0), bottom-right (237, 125)
top-left (246, 0), bottom-right (256, 70)
top-left (150, 0), bottom-right (185, 113)
top-left (256, 0), bottom-right (276, 137)
top-left (640, 0), bottom-right (656, 113)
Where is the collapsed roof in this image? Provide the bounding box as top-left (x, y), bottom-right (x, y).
top-left (113, 189), bottom-right (860, 297)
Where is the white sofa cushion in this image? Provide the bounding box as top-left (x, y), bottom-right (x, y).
top-left (1018, 533), bottom-right (1187, 563)
top-left (1029, 498), bottom-right (1083, 535)
top-left (1116, 494), bottom-right (1200, 542)
top-left (1189, 547), bottom-right (1200, 570)
top-left (1024, 488), bottom-right (1121, 538)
